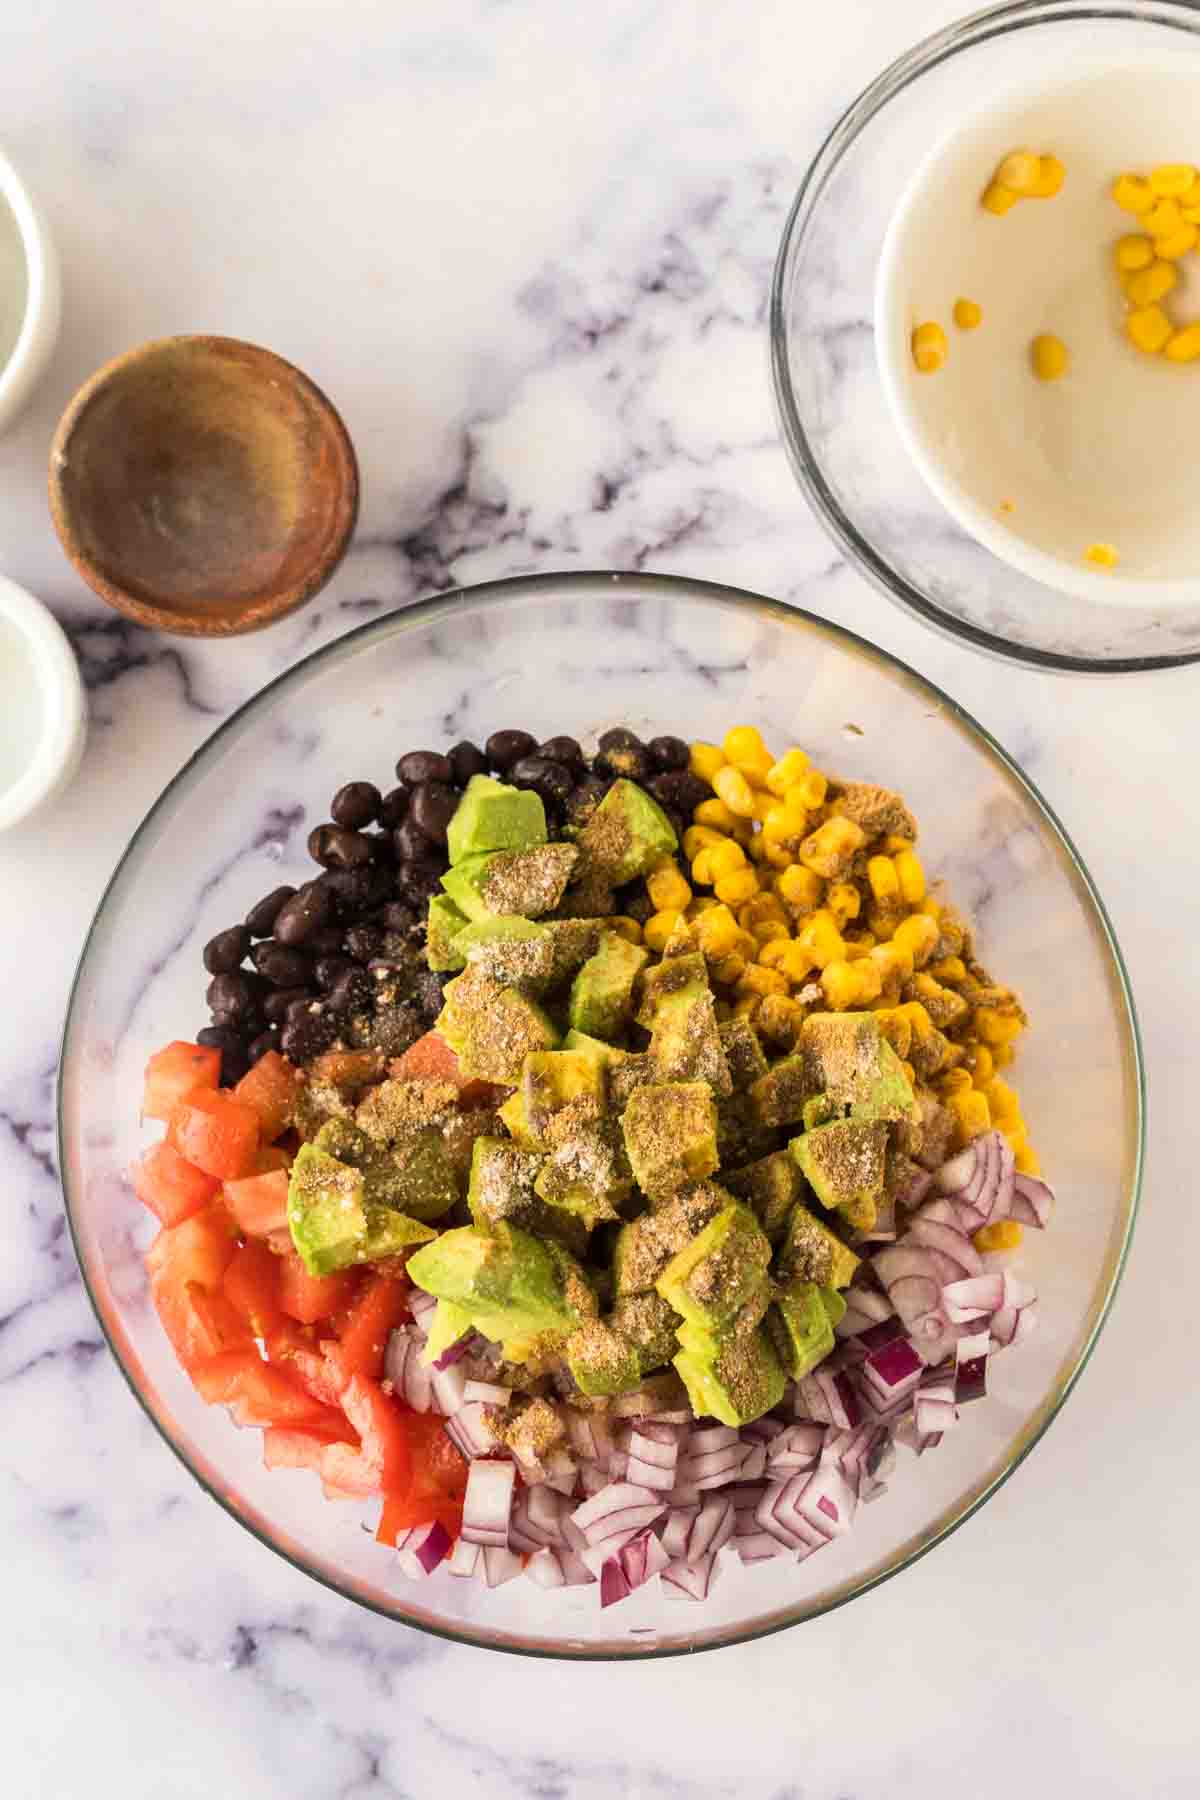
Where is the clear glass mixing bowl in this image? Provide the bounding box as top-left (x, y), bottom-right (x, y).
top-left (770, 0), bottom-right (1200, 671)
top-left (59, 572), bottom-right (1142, 1656)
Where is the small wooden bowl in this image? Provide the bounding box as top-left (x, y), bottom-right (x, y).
top-left (49, 335), bottom-right (359, 637)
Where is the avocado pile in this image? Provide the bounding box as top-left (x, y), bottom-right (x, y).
top-left (287, 768), bottom-right (920, 1429)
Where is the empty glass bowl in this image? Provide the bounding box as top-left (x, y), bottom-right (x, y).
top-left (59, 572), bottom-right (1142, 1656)
top-left (770, 0), bottom-right (1200, 671)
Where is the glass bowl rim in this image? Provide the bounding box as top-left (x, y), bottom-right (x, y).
top-left (768, 0), bottom-right (1200, 676)
top-left (57, 568), bottom-right (1145, 1658)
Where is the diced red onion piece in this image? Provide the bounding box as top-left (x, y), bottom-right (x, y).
top-left (741, 1416), bottom-right (787, 1443)
top-left (908, 1217), bottom-right (984, 1277)
top-left (482, 1545), bottom-right (523, 1588)
top-left (727, 1482), bottom-right (768, 1514)
top-left (663, 1552), bottom-right (719, 1599)
top-left (432, 1333), bottom-right (477, 1372)
top-left (461, 1458), bottom-right (516, 1546)
top-left (446, 1536), bottom-right (480, 1578)
top-left (430, 1360), bottom-right (469, 1417)
top-left (525, 1547), bottom-right (565, 1589)
top-left (661, 1506), bottom-right (700, 1559)
top-left (955, 1328), bottom-right (991, 1403)
top-left (690, 1424), bottom-right (739, 1454)
top-left (795, 1463), bottom-right (857, 1539)
top-left (618, 1527), bottom-right (670, 1590)
top-left (667, 1479), bottom-right (702, 1508)
top-left (740, 1444), bottom-right (767, 1482)
top-left (627, 1425), bottom-right (680, 1495)
top-left (463, 1379), bottom-right (511, 1406)
top-left (606, 1450), bottom-right (629, 1482)
top-left (396, 1520), bottom-right (452, 1579)
top-left (579, 1464), bottom-right (610, 1498)
top-left (687, 1495), bottom-right (735, 1562)
top-left (768, 1423), bottom-right (826, 1471)
top-left (941, 1273), bottom-right (1006, 1323)
top-left (795, 1366), bottom-right (860, 1430)
top-left (559, 1548), bottom-right (597, 1585)
top-left (1011, 1305), bottom-right (1038, 1348)
top-left (834, 1284), bottom-right (895, 1339)
top-left (526, 1485), bottom-right (567, 1545)
top-left (570, 1481), bottom-right (666, 1549)
top-left (645, 1409), bottom-right (693, 1424)
top-left (682, 1444), bottom-right (746, 1490)
top-left (443, 1400), bottom-right (496, 1460)
top-left (935, 1145), bottom-right (977, 1194)
top-left (755, 1477), bottom-right (829, 1552)
top-left (735, 1529), bottom-right (790, 1563)
top-left (599, 1558), bottom-right (632, 1608)
top-left (1011, 1172), bottom-right (1054, 1228)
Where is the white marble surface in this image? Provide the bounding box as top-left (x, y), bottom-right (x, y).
top-left (0, 1), bottom-right (1195, 1794)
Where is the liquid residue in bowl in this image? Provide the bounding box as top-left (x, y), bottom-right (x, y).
top-left (0, 615), bottom-right (44, 792)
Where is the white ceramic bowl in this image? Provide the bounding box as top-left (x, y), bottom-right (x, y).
top-left (875, 51), bottom-right (1200, 606)
top-left (0, 143), bottom-right (61, 434)
top-left (0, 574), bottom-right (86, 831)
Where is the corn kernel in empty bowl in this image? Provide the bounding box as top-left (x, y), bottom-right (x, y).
top-left (1031, 334), bottom-right (1069, 381)
top-left (1149, 162), bottom-right (1196, 197)
top-left (911, 321), bottom-right (947, 372)
top-left (953, 297), bottom-right (983, 330)
top-left (1085, 543), bottom-right (1119, 569)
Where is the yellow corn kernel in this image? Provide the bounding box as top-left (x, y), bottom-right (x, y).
top-left (712, 764), bottom-right (757, 819)
top-left (1182, 205), bottom-right (1200, 225)
top-left (911, 321), bottom-right (948, 373)
top-left (974, 1005), bottom-right (1023, 1047)
top-left (763, 843), bottom-right (793, 870)
top-left (642, 910), bottom-right (684, 953)
top-left (685, 895), bottom-right (719, 919)
top-left (939, 1067), bottom-right (973, 1097)
top-left (1126, 303), bottom-right (1173, 354)
top-left (953, 297), bottom-right (983, 330)
top-left (949, 1088), bottom-right (992, 1144)
top-left (1166, 323), bottom-right (1200, 363)
top-left (722, 725), bottom-right (766, 764)
top-left (974, 1219), bottom-right (1023, 1253)
top-left (683, 824), bottom-right (724, 861)
top-left (1028, 154), bottom-right (1065, 199)
top-left (688, 742), bottom-right (725, 785)
top-left (715, 867), bottom-right (760, 907)
top-left (732, 928), bottom-right (757, 959)
top-left (992, 1042), bottom-right (1015, 1070)
top-left (899, 999), bottom-right (934, 1039)
top-left (691, 848), bottom-right (716, 887)
top-left (706, 838), bottom-right (747, 879)
top-left (1151, 162), bottom-right (1196, 197)
top-left (764, 748), bottom-right (810, 796)
top-left (825, 881), bottom-right (861, 928)
top-left (841, 935), bottom-right (874, 962)
top-left (1085, 543), bottom-right (1119, 570)
top-left (1154, 223), bottom-right (1198, 260)
top-left (757, 993), bottom-right (801, 1046)
top-left (747, 917), bottom-right (790, 949)
top-left (733, 993), bottom-right (761, 1024)
top-left (1124, 260), bottom-right (1177, 307)
top-left (1114, 233), bottom-right (1154, 273)
top-left (711, 952), bottom-right (747, 986)
top-left (740, 891), bottom-right (787, 926)
top-left (1015, 1144), bottom-right (1041, 1175)
top-left (694, 797), bottom-right (739, 833)
top-left (981, 180), bottom-right (1019, 216)
top-left (745, 833), bottom-right (771, 865)
top-left (1144, 197), bottom-right (1183, 237)
top-left (694, 904), bottom-right (740, 960)
top-left (798, 815), bottom-right (866, 880)
top-left (965, 1042), bottom-right (994, 1082)
top-left (737, 963), bottom-right (789, 1000)
top-left (735, 747), bottom-right (776, 788)
top-left (795, 769), bottom-right (828, 810)
top-left (761, 804), bottom-right (799, 848)
top-left (870, 939), bottom-right (913, 984)
top-left (776, 940), bottom-right (816, 985)
top-left (604, 916), bottom-right (643, 945)
top-left (795, 909), bottom-right (845, 970)
top-left (749, 790), bottom-right (775, 823)
top-left (995, 150), bottom-right (1041, 194)
top-left (981, 1075), bottom-right (1020, 1123)
top-left (867, 854), bottom-right (900, 903)
top-left (819, 960), bottom-right (865, 1011)
top-left (1183, 174), bottom-right (1200, 206)
top-left (892, 912), bottom-right (939, 969)
top-left (892, 849), bottom-right (926, 905)
top-left (930, 955), bottom-right (967, 984)
top-left (1111, 172), bottom-right (1153, 214)
top-left (781, 787), bottom-right (810, 826)
top-left (758, 936), bottom-right (792, 970)
top-left (647, 864), bottom-right (692, 914)
top-left (875, 1010), bottom-right (911, 1058)
top-left (775, 863), bottom-right (824, 915)
top-left (1031, 333), bottom-right (1069, 381)
top-left (920, 894), bottom-right (942, 919)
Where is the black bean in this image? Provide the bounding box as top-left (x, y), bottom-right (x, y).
top-left (248, 1027), bottom-right (281, 1064)
top-left (379, 785), bottom-right (410, 829)
top-left (508, 755), bottom-right (573, 806)
top-left (378, 902), bottom-right (420, 937)
top-left (345, 924), bottom-right (386, 964)
top-left (410, 780), bottom-right (458, 845)
top-left (330, 781), bottom-right (381, 829)
top-left (617, 889), bottom-right (653, 924)
top-left (448, 740), bottom-right (487, 786)
top-left (273, 882), bottom-right (332, 946)
top-left (363, 828), bottom-right (394, 865)
top-left (398, 859), bottom-right (447, 906)
top-left (307, 823), bottom-right (372, 870)
top-left (396, 750), bottom-right (453, 788)
top-left (327, 966), bottom-right (372, 1014)
top-left (206, 971), bottom-right (258, 1025)
top-left (393, 815), bottom-right (434, 863)
top-left (280, 1009), bottom-right (338, 1062)
top-left (264, 985), bottom-right (314, 1024)
top-left (485, 729), bottom-right (537, 772)
top-left (595, 727), bottom-right (650, 783)
top-left (565, 774), bottom-right (609, 829)
top-left (251, 941), bottom-right (312, 988)
top-left (245, 885), bottom-right (297, 939)
top-left (304, 925), bottom-right (347, 960)
top-left (648, 734), bottom-right (690, 772)
top-left (538, 735), bottom-right (584, 768)
top-left (316, 865), bottom-right (374, 909)
top-left (197, 1023), bottom-right (250, 1085)
top-left (315, 954), bottom-right (356, 992)
top-left (649, 770), bottom-right (709, 818)
top-left (411, 968), bottom-right (450, 1021)
top-left (203, 925), bottom-right (250, 975)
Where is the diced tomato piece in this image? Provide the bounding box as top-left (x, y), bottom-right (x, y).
top-left (152, 1279), bottom-right (252, 1372)
top-left (329, 1271), bottom-right (409, 1383)
top-left (264, 1319), bottom-right (348, 1407)
top-left (391, 1031), bottom-right (503, 1107)
top-left (253, 1144), bottom-right (292, 1173)
top-left (233, 1052), bottom-right (302, 1143)
top-left (223, 1167), bottom-right (290, 1238)
top-left (145, 1203), bottom-right (237, 1292)
top-left (223, 1239), bottom-right (285, 1335)
top-left (320, 1375), bottom-right (412, 1497)
top-left (308, 1049), bottom-right (385, 1089)
top-left (133, 1140), bottom-right (220, 1227)
top-left (263, 1422), bottom-right (357, 1472)
top-left (375, 1414), bottom-right (467, 1541)
top-left (143, 1041), bottom-right (221, 1121)
top-left (191, 1347), bottom-right (348, 1430)
top-left (167, 1088), bottom-right (260, 1180)
top-left (277, 1252), bottom-right (361, 1325)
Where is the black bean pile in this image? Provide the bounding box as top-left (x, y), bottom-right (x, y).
top-left (198, 728), bottom-right (706, 1085)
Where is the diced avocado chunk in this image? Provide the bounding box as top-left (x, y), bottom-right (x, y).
top-left (747, 1054), bottom-right (809, 1129)
top-left (426, 894), bottom-right (469, 972)
top-left (609, 1290), bottom-right (681, 1372)
top-left (649, 984), bottom-right (731, 1096)
top-left (724, 1149), bottom-right (805, 1242)
top-left (453, 914), bottom-right (599, 993)
top-left (521, 1051), bottom-right (606, 1139)
top-left (821, 1286), bottom-right (847, 1330)
top-left (576, 779), bottom-right (678, 885)
top-left (791, 1117), bottom-right (887, 1222)
top-left (467, 1136), bottom-right (544, 1228)
top-left (635, 953), bottom-right (709, 1028)
top-left (446, 773), bottom-right (547, 865)
top-left (562, 1029), bottom-right (628, 1070)
top-left (568, 932), bottom-right (649, 1041)
top-left (566, 1319), bottom-right (642, 1396)
top-left (767, 1279), bottom-right (836, 1380)
top-left (437, 968), bottom-right (560, 1083)
top-left (673, 1326), bottom-right (785, 1428)
top-left (364, 1129), bottom-right (460, 1222)
top-left (611, 1182), bottom-right (728, 1296)
top-left (311, 1117), bottom-right (371, 1164)
top-left (287, 1143), bottom-right (435, 1275)
top-left (423, 1298), bottom-right (475, 1366)
top-left (621, 1081), bottom-right (719, 1196)
top-left (497, 1088), bottom-right (541, 1150)
top-left (607, 1052), bottom-right (655, 1110)
top-left (719, 1017), bottom-right (770, 1092)
top-left (797, 1011), bottom-right (916, 1122)
top-left (776, 1202), bottom-right (861, 1290)
top-left (442, 843), bottom-right (578, 923)
top-left (655, 1201), bottom-right (773, 1333)
top-left (407, 1221), bottom-right (587, 1346)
